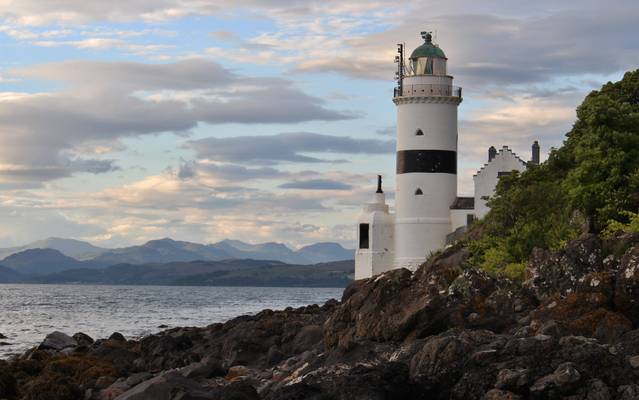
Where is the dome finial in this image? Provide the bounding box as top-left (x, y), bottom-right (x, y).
top-left (420, 31), bottom-right (433, 43)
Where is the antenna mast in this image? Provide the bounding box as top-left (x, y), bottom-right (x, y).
top-left (394, 43), bottom-right (405, 97)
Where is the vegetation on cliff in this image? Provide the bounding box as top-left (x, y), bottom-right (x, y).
top-left (469, 70), bottom-right (639, 277)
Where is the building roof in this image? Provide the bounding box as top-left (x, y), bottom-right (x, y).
top-left (410, 32), bottom-right (446, 59)
top-left (473, 146), bottom-right (528, 178)
top-left (450, 196), bottom-right (475, 210)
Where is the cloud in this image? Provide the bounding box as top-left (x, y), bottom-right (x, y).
top-left (376, 126), bottom-right (395, 136)
top-left (186, 132), bottom-right (395, 165)
top-left (0, 59), bottom-right (353, 186)
top-left (0, 0), bottom-right (395, 25)
top-left (279, 179), bottom-right (352, 190)
top-left (201, 1), bottom-right (638, 89)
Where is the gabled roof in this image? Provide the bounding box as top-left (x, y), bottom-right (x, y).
top-left (473, 145), bottom-right (528, 178)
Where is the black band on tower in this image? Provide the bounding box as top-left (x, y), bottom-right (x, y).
top-left (396, 150), bottom-right (457, 174)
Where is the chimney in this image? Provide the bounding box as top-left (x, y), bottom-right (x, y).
top-left (531, 141), bottom-right (540, 164)
top-left (376, 175), bottom-right (383, 193)
top-left (488, 146), bottom-right (497, 162)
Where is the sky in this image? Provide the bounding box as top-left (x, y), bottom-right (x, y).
top-left (0, 0), bottom-right (637, 249)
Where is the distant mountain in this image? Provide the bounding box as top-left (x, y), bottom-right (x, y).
top-left (90, 238), bottom-right (232, 265)
top-left (0, 237), bottom-right (106, 260)
top-left (0, 264), bottom-right (23, 283)
top-left (33, 259), bottom-right (353, 287)
top-left (296, 242), bottom-right (354, 263)
top-left (212, 240), bottom-right (306, 264)
top-left (0, 237), bottom-right (354, 270)
top-left (88, 238), bottom-right (353, 266)
top-left (0, 249), bottom-right (103, 276)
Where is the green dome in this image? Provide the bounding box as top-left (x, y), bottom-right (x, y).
top-left (409, 32), bottom-right (446, 59)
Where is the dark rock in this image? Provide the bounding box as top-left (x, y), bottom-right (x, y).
top-left (114, 371), bottom-right (215, 400)
top-left (0, 363), bottom-right (17, 399)
top-left (614, 245), bottom-right (639, 325)
top-left (0, 333), bottom-right (6, 339)
top-left (125, 372), bottom-right (153, 386)
top-left (73, 332), bottom-right (94, 346)
top-left (109, 332), bottom-right (126, 342)
top-left (483, 389), bottom-right (522, 400)
top-left (526, 234), bottom-right (603, 301)
top-left (495, 368), bottom-right (529, 390)
top-left (180, 357), bottom-right (225, 379)
top-left (617, 384), bottom-right (639, 400)
top-left (38, 331), bottom-right (77, 351)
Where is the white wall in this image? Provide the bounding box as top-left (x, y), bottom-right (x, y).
top-left (354, 193), bottom-right (395, 279)
top-left (450, 209), bottom-right (474, 231)
top-left (473, 147), bottom-right (528, 219)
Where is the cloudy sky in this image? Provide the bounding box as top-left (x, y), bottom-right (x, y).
top-left (0, 0), bottom-right (637, 248)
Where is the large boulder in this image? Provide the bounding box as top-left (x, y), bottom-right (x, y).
top-left (38, 331), bottom-right (77, 351)
top-left (525, 234), bottom-right (604, 301)
top-left (614, 245), bottom-right (639, 325)
top-left (324, 245), bottom-right (529, 349)
top-left (115, 372), bottom-right (259, 400)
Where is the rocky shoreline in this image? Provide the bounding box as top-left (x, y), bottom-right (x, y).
top-left (2, 233), bottom-right (639, 399)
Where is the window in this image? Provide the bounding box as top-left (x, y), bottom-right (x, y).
top-left (497, 171), bottom-right (512, 178)
top-left (415, 129), bottom-right (424, 136)
top-left (415, 188), bottom-right (423, 195)
top-left (359, 223), bottom-right (369, 249)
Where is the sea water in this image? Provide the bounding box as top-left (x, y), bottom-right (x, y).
top-left (0, 284), bottom-right (342, 358)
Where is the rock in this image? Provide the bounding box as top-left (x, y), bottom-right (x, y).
top-left (495, 368), bottom-right (528, 390)
top-left (73, 332), bottom-right (95, 347)
top-left (0, 365), bottom-right (17, 398)
top-left (526, 234), bottom-right (603, 300)
top-left (157, 325), bottom-right (168, 329)
top-left (39, 331), bottom-right (77, 351)
top-left (95, 375), bottom-right (116, 389)
top-left (324, 245), bottom-right (523, 348)
top-left (125, 372), bottom-right (153, 387)
top-left (0, 333), bottom-right (6, 339)
top-left (530, 362), bottom-right (581, 395)
top-left (586, 379), bottom-right (611, 400)
top-left (617, 384), bottom-right (639, 400)
top-left (483, 389), bottom-right (522, 400)
top-left (114, 372), bottom-right (214, 400)
top-left (628, 355), bottom-right (639, 368)
top-left (179, 357), bottom-right (225, 379)
top-left (615, 245), bottom-right (639, 325)
top-left (109, 332), bottom-right (126, 342)
top-left (226, 365), bottom-right (251, 381)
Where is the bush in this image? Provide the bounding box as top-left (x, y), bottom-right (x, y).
top-left (468, 70), bottom-right (639, 268)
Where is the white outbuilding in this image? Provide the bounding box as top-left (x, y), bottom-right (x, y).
top-left (354, 32), bottom-right (541, 279)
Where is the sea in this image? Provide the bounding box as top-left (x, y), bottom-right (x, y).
top-left (0, 284), bottom-right (343, 359)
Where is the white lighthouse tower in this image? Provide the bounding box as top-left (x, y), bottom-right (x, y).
top-left (393, 32), bottom-right (462, 270)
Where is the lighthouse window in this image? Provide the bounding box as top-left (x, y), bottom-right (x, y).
top-left (359, 224), bottom-right (370, 249)
top-left (415, 188), bottom-right (423, 195)
top-left (415, 129), bottom-right (424, 136)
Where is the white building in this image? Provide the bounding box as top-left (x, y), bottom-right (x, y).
top-left (355, 32), bottom-right (540, 279)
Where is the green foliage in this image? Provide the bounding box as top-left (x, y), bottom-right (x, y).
top-left (504, 263), bottom-right (526, 281)
top-left (468, 70), bottom-right (639, 274)
top-left (603, 211), bottom-right (639, 237)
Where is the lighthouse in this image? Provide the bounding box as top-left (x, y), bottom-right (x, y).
top-left (393, 32), bottom-right (462, 270)
top-left (353, 31), bottom-right (539, 279)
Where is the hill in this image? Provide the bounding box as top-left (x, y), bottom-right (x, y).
top-left (0, 237), bottom-right (106, 260)
top-left (0, 264), bottom-right (23, 283)
top-left (89, 238), bottom-right (232, 265)
top-left (30, 259), bottom-right (353, 287)
top-left (0, 249), bottom-right (103, 276)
